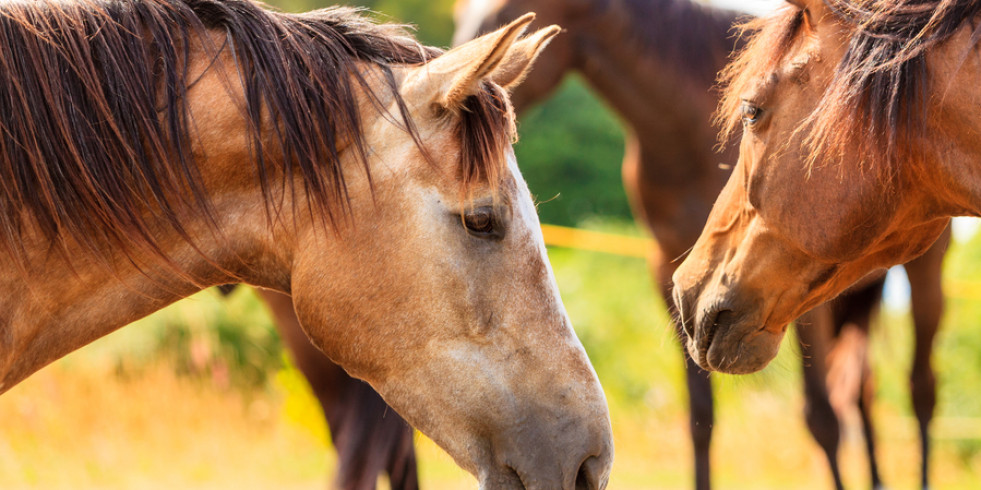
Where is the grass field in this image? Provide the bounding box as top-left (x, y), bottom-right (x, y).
top-left (3, 221), bottom-right (981, 489)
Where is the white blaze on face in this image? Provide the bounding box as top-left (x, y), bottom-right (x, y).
top-left (506, 151), bottom-right (607, 416)
top-left (506, 150), bottom-right (592, 348)
top-left (452, 0), bottom-right (505, 47)
top-left (506, 151), bottom-right (546, 255)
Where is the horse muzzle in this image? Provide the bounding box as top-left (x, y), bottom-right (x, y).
top-left (478, 412), bottom-right (613, 490)
top-left (672, 277), bottom-right (785, 374)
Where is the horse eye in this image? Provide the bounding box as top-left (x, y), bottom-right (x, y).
top-left (463, 207), bottom-right (499, 238)
top-left (741, 102), bottom-right (762, 124)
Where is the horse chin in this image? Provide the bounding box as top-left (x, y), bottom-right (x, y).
top-left (477, 467), bottom-right (526, 490)
top-left (702, 324), bottom-right (783, 374)
top-left (477, 456), bottom-right (610, 490)
top-left (686, 307), bottom-right (785, 374)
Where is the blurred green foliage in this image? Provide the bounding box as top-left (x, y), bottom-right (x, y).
top-left (271, 0), bottom-right (455, 46)
top-left (110, 288), bottom-right (283, 390)
top-left (933, 231), bottom-right (981, 459)
top-left (153, 287), bottom-right (283, 388)
top-left (514, 78), bottom-right (630, 226)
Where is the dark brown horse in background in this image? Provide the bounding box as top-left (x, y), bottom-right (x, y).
top-left (455, 0), bottom-right (947, 488)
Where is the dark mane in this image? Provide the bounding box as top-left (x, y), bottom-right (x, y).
top-left (717, 0), bottom-right (981, 168)
top-left (0, 0), bottom-right (513, 267)
top-left (619, 0), bottom-right (745, 85)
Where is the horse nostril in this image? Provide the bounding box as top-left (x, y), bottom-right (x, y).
top-left (714, 309), bottom-right (736, 328)
top-left (575, 455), bottom-right (601, 490)
top-left (702, 308), bottom-right (736, 352)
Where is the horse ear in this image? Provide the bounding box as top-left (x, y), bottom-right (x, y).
top-left (415, 12), bottom-right (536, 110)
top-left (489, 24), bottom-right (561, 90)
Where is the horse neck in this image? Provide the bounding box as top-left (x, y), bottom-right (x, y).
top-left (0, 189), bottom-right (293, 393)
top-left (569, 0), bottom-right (741, 255)
top-left (572, 0), bottom-right (738, 163)
top-left (0, 49), bottom-right (300, 392)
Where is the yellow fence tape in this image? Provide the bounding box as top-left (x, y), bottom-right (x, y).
top-left (540, 223), bottom-right (981, 302)
top-left (540, 223), bottom-right (651, 259)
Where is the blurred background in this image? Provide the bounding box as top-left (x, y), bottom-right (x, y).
top-left (3, 0), bottom-right (981, 489)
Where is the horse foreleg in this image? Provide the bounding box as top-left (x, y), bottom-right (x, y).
top-left (660, 262), bottom-right (713, 490)
top-left (832, 279), bottom-right (883, 490)
top-left (903, 226), bottom-right (948, 490)
top-left (255, 288), bottom-right (418, 490)
top-left (682, 345), bottom-right (713, 490)
top-left (796, 308), bottom-right (844, 490)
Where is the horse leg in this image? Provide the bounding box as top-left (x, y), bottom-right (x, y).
top-left (796, 307), bottom-right (844, 490)
top-left (683, 346), bottom-right (713, 490)
top-left (846, 296), bottom-right (882, 490)
top-left (255, 288), bottom-right (418, 490)
top-left (829, 275), bottom-right (887, 490)
top-left (903, 226), bottom-right (949, 489)
top-left (856, 360), bottom-right (883, 489)
top-left (655, 254), bottom-right (713, 490)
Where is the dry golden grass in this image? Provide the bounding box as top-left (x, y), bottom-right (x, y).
top-left (3, 348), bottom-right (980, 489)
top-left (0, 362), bottom-right (330, 489)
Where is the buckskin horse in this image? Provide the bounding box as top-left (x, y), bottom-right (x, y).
top-left (0, 1), bottom-right (614, 487)
top-left (672, 0), bottom-right (981, 486)
top-left (455, 0), bottom-right (948, 488)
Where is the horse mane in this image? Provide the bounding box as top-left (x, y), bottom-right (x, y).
top-left (717, 0), bottom-right (981, 169)
top-left (618, 0), bottom-right (745, 85)
top-left (0, 0), bottom-right (514, 268)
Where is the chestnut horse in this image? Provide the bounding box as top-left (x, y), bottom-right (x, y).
top-left (673, 0), bottom-right (975, 376)
top-left (0, 1), bottom-right (614, 488)
top-left (455, 0), bottom-right (947, 488)
top-left (669, 0), bottom-right (981, 484)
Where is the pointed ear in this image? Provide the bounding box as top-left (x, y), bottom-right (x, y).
top-left (489, 25), bottom-right (561, 90)
top-left (413, 13), bottom-right (536, 110)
